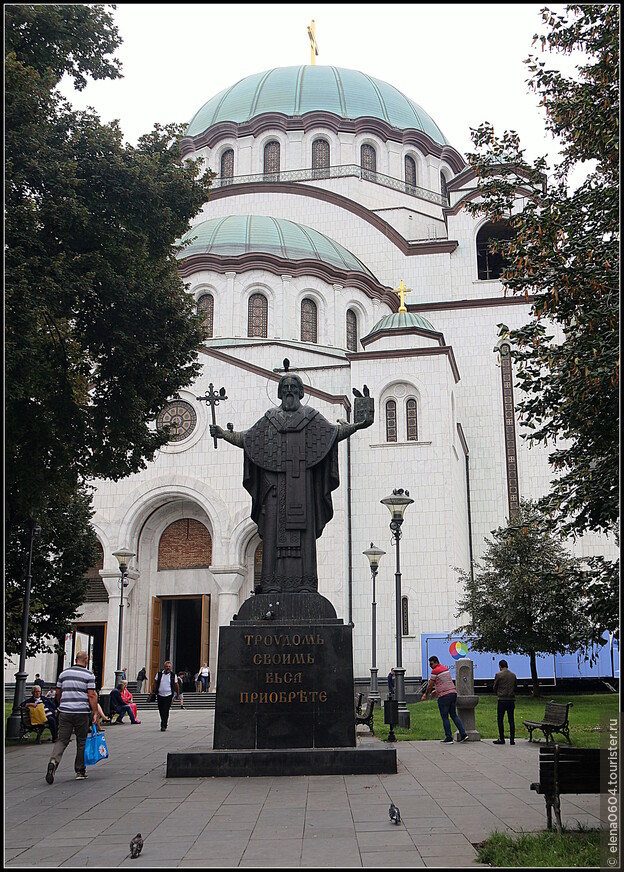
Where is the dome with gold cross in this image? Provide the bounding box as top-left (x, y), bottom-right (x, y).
top-left (364, 310), bottom-right (437, 338)
top-left (185, 65), bottom-right (449, 144)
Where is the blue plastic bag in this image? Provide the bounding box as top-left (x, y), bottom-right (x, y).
top-left (84, 724), bottom-right (109, 766)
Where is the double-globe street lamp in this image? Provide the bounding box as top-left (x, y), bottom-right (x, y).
top-left (6, 518), bottom-right (42, 739)
top-left (381, 489), bottom-right (413, 729)
top-left (362, 544), bottom-right (385, 703)
top-left (112, 548), bottom-right (135, 689)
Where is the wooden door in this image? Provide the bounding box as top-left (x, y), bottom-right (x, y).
top-left (200, 594), bottom-right (210, 670)
top-left (150, 597), bottom-right (162, 687)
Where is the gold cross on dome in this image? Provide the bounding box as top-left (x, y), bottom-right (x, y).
top-left (307, 20), bottom-right (319, 65)
top-left (394, 280), bottom-right (411, 313)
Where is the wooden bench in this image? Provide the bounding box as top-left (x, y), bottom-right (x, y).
top-left (19, 706), bottom-right (53, 743)
top-left (355, 697), bottom-right (376, 734)
top-left (523, 700), bottom-right (573, 744)
top-left (530, 745), bottom-right (601, 833)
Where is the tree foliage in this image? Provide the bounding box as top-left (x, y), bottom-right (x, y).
top-left (454, 501), bottom-right (594, 695)
top-left (464, 5), bottom-right (619, 540)
top-left (5, 5), bottom-right (214, 652)
top-left (5, 490), bottom-right (100, 657)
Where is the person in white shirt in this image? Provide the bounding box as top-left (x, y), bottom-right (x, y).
top-left (199, 663), bottom-right (210, 693)
top-left (151, 661), bottom-right (179, 732)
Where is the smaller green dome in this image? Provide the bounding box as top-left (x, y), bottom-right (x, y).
top-left (178, 215), bottom-right (375, 278)
top-left (367, 311), bottom-right (436, 335)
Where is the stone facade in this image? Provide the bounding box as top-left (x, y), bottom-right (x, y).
top-left (7, 65), bottom-right (615, 690)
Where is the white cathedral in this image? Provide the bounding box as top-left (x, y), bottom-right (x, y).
top-left (7, 61), bottom-right (614, 691)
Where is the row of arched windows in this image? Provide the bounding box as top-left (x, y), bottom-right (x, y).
top-left (218, 141), bottom-right (450, 196)
top-left (197, 292), bottom-right (360, 350)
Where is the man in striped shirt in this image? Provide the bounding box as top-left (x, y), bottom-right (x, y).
top-left (45, 650), bottom-right (100, 783)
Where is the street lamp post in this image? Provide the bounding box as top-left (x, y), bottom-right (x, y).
top-left (112, 548), bottom-right (135, 689)
top-left (381, 489), bottom-right (413, 729)
top-left (6, 518), bottom-right (42, 739)
top-left (363, 543), bottom-right (385, 703)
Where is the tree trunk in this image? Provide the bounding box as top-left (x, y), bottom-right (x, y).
top-left (530, 650), bottom-right (540, 697)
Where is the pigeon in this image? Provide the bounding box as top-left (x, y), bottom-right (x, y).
top-left (283, 358), bottom-right (290, 371)
top-left (226, 423), bottom-right (234, 431)
top-left (352, 387), bottom-right (363, 397)
top-left (130, 833), bottom-right (143, 858)
top-left (362, 385), bottom-right (370, 397)
top-left (389, 802), bottom-right (401, 825)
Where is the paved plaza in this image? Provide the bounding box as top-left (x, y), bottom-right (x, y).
top-left (5, 708), bottom-right (604, 868)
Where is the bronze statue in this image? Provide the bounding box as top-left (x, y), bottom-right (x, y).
top-left (210, 372), bottom-right (374, 594)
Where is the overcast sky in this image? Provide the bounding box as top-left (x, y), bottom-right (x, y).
top-left (59, 3), bottom-right (577, 172)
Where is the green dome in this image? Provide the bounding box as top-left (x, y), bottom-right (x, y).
top-left (178, 216), bottom-right (375, 278)
top-left (367, 311), bottom-right (436, 335)
top-left (186, 65), bottom-right (448, 145)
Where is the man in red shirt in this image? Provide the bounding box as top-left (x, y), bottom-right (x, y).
top-left (422, 656), bottom-right (469, 744)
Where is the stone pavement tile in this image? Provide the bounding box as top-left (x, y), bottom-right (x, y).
top-left (300, 836), bottom-right (361, 866)
top-left (186, 833), bottom-right (251, 855)
top-left (52, 817), bottom-right (119, 838)
top-left (304, 809), bottom-right (354, 827)
top-left (422, 856), bottom-right (483, 868)
top-left (305, 791), bottom-right (351, 810)
top-left (239, 836), bottom-right (303, 866)
top-left (303, 826), bottom-right (357, 840)
top-left (349, 801), bottom-right (394, 823)
top-left (361, 850), bottom-right (425, 867)
top-left (179, 854), bottom-right (244, 868)
top-left (204, 805), bottom-right (264, 827)
top-left (357, 828), bottom-right (415, 849)
top-left (5, 844), bottom-right (84, 867)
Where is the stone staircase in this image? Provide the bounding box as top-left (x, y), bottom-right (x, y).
top-left (5, 685), bottom-right (216, 711)
top-left (133, 691), bottom-right (215, 712)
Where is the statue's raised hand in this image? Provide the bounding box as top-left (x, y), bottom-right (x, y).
top-left (353, 390), bottom-right (374, 427)
top-left (209, 423), bottom-right (225, 440)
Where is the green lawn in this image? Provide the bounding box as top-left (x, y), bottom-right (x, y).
top-left (372, 692), bottom-right (619, 747)
top-left (475, 827), bottom-right (602, 867)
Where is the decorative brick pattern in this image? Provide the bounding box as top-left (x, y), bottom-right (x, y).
top-left (158, 519), bottom-right (212, 570)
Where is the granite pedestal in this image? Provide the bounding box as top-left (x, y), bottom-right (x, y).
top-left (167, 592), bottom-right (396, 777)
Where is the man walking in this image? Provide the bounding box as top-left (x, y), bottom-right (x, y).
top-left (493, 659), bottom-right (517, 745)
top-left (152, 661), bottom-right (179, 731)
top-left (45, 650), bottom-right (99, 783)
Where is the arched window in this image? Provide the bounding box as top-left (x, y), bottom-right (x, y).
top-left (220, 148), bottom-right (234, 185)
top-left (197, 294), bottom-right (214, 338)
top-left (361, 143), bottom-right (376, 180)
top-left (301, 298), bottom-right (318, 343)
top-left (84, 541), bottom-right (107, 602)
top-left (405, 155), bottom-right (417, 192)
top-left (158, 519), bottom-right (212, 570)
top-left (263, 140), bottom-right (280, 180)
top-left (346, 309), bottom-right (358, 352)
top-left (406, 398), bottom-right (418, 441)
top-left (440, 171), bottom-right (449, 203)
top-left (312, 138), bottom-right (330, 178)
top-left (385, 399), bottom-right (397, 442)
top-left (248, 293), bottom-right (268, 337)
top-left (476, 221), bottom-right (515, 280)
top-left (401, 596), bottom-right (409, 635)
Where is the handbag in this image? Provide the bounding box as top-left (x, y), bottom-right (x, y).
top-left (148, 691), bottom-right (156, 703)
top-left (29, 703), bottom-right (48, 725)
top-left (84, 724), bottom-right (109, 766)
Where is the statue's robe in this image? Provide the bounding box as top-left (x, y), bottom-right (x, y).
top-left (242, 405), bottom-right (339, 593)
